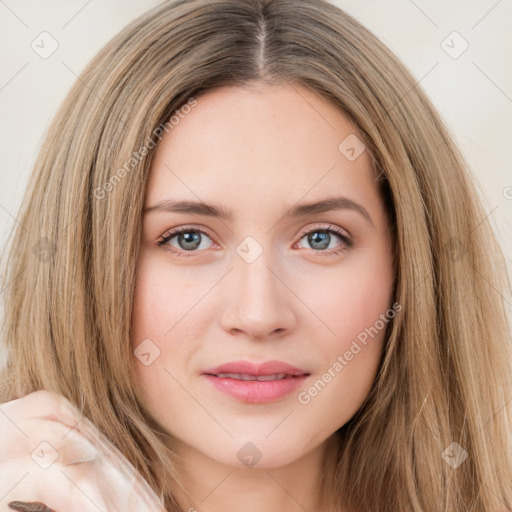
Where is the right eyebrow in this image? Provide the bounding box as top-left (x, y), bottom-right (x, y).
top-left (143, 199), bottom-right (234, 220)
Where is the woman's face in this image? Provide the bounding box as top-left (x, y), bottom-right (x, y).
top-left (131, 82), bottom-right (395, 469)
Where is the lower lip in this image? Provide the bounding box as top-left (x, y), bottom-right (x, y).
top-left (203, 374), bottom-right (309, 403)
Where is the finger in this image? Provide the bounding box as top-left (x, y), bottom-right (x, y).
top-left (0, 391), bottom-right (82, 429)
top-left (0, 392), bottom-right (129, 470)
top-left (0, 392), bottom-right (131, 474)
top-left (0, 458), bottom-right (108, 512)
top-left (0, 417), bottom-right (98, 465)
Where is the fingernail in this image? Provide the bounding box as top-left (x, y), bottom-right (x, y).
top-left (55, 437), bottom-right (98, 465)
top-left (8, 501), bottom-right (56, 512)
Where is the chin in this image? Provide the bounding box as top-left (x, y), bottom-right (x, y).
top-left (206, 436), bottom-right (314, 470)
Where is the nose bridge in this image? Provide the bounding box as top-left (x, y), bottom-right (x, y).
top-left (222, 236), bottom-right (295, 338)
top-left (234, 238), bottom-right (282, 312)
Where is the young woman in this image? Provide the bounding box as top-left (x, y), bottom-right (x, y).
top-left (1, 1), bottom-right (511, 511)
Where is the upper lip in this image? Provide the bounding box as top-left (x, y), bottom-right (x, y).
top-left (202, 360), bottom-right (309, 377)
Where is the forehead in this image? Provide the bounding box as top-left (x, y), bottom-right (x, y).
top-left (145, 83), bottom-right (378, 215)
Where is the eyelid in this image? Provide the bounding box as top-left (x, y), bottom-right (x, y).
top-left (296, 222), bottom-right (351, 241)
top-left (159, 223), bottom-right (351, 242)
top-left (160, 224), bottom-right (215, 241)
top-left (157, 222), bottom-right (352, 256)
top-left (157, 225), bottom-right (218, 253)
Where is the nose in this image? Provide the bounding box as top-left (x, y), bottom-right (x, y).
top-left (220, 246), bottom-right (297, 341)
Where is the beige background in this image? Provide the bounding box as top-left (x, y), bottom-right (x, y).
top-left (0, 0), bottom-right (511, 361)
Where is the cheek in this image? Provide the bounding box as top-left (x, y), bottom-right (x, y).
top-left (304, 253), bottom-right (394, 345)
top-left (297, 247), bottom-right (394, 408)
top-left (131, 255), bottom-right (204, 342)
top-left (297, 270), bottom-right (393, 434)
top-left (130, 262), bottom-right (185, 425)
top-left (130, 256), bottom-right (213, 416)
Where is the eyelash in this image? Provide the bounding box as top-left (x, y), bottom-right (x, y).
top-left (156, 224), bottom-right (353, 258)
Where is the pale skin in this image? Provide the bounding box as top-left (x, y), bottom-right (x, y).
top-left (131, 81), bottom-right (395, 512)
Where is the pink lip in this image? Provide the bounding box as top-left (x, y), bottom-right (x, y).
top-left (201, 360), bottom-right (310, 404)
top-left (202, 360), bottom-right (308, 377)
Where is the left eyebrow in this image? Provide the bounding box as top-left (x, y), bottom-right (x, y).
top-left (285, 196), bottom-right (374, 227)
top-left (143, 196), bottom-right (374, 227)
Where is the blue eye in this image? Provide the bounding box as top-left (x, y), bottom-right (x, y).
top-left (157, 227), bottom-right (214, 256)
top-left (296, 226), bottom-right (352, 255)
top-left (157, 224), bottom-right (352, 257)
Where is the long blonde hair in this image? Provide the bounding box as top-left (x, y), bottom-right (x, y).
top-left (1, 0), bottom-right (511, 510)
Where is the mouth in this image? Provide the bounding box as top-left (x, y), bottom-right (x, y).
top-left (207, 372), bottom-right (306, 381)
top-left (201, 361), bottom-right (310, 403)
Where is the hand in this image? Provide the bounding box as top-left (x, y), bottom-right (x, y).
top-left (0, 390), bottom-right (166, 512)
